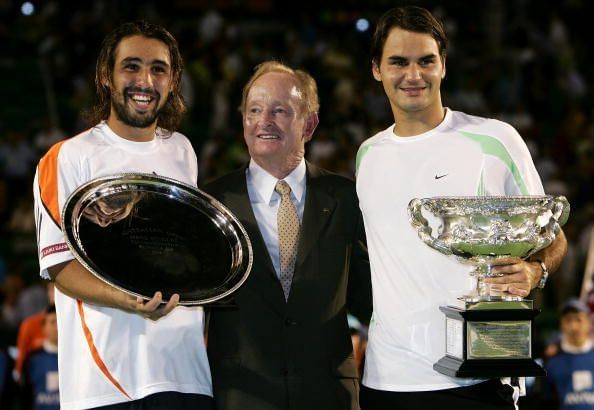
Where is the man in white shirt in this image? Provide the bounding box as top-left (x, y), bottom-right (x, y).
top-left (204, 61), bottom-right (372, 410)
top-left (33, 21), bottom-right (212, 409)
top-left (356, 6), bottom-right (568, 410)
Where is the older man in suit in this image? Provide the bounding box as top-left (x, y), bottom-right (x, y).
top-left (204, 61), bottom-right (372, 410)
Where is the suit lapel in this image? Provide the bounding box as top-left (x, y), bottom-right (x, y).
top-left (219, 169), bottom-right (286, 313)
top-left (295, 163), bottom-right (336, 271)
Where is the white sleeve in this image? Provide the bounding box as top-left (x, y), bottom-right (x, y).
top-left (190, 140), bottom-right (199, 185)
top-left (502, 124), bottom-right (544, 196)
top-left (34, 143), bottom-right (78, 279)
top-left (180, 133), bottom-right (199, 186)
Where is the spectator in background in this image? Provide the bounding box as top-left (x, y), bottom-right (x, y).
top-left (21, 304), bottom-right (59, 410)
top-left (14, 283), bottom-right (54, 382)
top-left (544, 299), bottom-right (594, 410)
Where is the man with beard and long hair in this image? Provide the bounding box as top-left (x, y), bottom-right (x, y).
top-left (32, 21), bottom-right (213, 409)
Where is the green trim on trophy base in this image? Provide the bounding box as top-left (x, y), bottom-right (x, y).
top-left (440, 305), bottom-right (539, 321)
top-left (464, 299), bottom-right (533, 310)
top-left (433, 356), bottom-right (546, 378)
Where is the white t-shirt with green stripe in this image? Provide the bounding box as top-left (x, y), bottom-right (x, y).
top-left (356, 108), bottom-right (544, 391)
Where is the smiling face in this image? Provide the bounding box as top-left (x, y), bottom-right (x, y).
top-left (243, 72), bottom-right (318, 178)
top-left (107, 35), bottom-right (172, 140)
top-left (372, 27), bottom-right (445, 124)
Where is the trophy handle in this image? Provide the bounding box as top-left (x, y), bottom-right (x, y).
top-left (551, 195), bottom-right (570, 229)
top-left (530, 195), bottom-right (571, 257)
top-left (408, 198), bottom-right (452, 255)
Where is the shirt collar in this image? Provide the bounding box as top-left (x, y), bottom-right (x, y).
top-left (381, 107), bottom-right (453, 142)
top-left (247, 158), bottom-right (307, 205)
top-left (561, 336), bottom-right (593, 354)
top-left (43, 340), bottom-right (59, 353)
top-left (99, 121), bottom-right (159, 153)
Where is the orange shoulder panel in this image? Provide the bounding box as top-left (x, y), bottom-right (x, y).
top-left (38, 140), bottom-right (68, 227)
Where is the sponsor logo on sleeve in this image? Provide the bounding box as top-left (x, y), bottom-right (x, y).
top-left (41, 243), bottom-right (69, 258)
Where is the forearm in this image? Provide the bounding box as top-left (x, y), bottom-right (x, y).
top-left (48, 260), bottom-right (131, 311)
top-left (48, 260), bottom-right (179, 320)
top-left (530, 229), bottom-right (568, 274)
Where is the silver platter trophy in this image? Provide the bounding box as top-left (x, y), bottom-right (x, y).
top-left (408, 195), bottom-right (569, 378)
top-left (62, 174), bottom-right (253, 306)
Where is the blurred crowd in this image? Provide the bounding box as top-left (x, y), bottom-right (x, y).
top-left (0, 0), bottom-right (593, 408)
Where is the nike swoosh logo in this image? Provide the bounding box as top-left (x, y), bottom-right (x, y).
top-left (435, 174), bottom-right (448, 179)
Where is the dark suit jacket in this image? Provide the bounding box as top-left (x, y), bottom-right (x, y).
top-left (204, 162), bottom-right (372, 410)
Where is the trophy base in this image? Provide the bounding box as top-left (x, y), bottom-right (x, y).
top-left (434, 356), bottom-right (545, 378)
top-left (435, 303), bottom-right (544, 378)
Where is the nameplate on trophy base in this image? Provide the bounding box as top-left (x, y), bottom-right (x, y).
top-left (435, 303), bottom-right (545, 378)
top-left (468, 320), bottom-right (531, 359)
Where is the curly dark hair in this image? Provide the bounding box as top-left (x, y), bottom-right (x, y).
top-left (84, 20), bottom-right (186, 134)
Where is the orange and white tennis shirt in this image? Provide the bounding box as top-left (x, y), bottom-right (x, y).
top-left (34, 122), bottom-right (212, 409)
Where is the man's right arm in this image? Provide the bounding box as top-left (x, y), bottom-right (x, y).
top-left (34, 144), bottom-right (179, 320)
top-left (48, 260), bottom-right (179, 320)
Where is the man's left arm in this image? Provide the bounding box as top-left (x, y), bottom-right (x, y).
top-left (487, 229), bottom-right (568, 297)
top-left (346, 210), bottom-right (373, 324)
top-left (487, 126), bottom-right (568, 297)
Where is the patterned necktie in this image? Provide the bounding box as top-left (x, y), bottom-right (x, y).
top-left (275, 180), bottom-right (300, 300)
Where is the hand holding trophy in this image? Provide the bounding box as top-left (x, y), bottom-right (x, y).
top-left (408, 195), bottom-right (569, 377)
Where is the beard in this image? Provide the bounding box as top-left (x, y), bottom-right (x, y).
top-left (111, 86), bottom-right (164, 128)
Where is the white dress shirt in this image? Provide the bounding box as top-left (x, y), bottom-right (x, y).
top-left (246, 158), bottom-right (307, 278)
